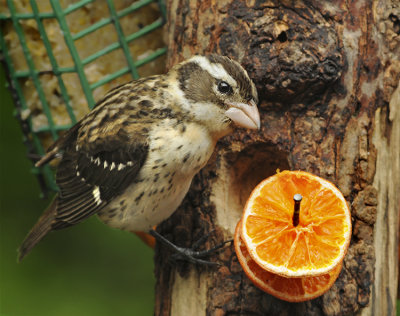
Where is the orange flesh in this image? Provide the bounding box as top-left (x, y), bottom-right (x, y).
top-left (242, 171), bottom-right (351, 276)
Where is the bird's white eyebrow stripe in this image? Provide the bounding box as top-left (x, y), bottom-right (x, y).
top-left (190, 56), bottom-right (236, 87)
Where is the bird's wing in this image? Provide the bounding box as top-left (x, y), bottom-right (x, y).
top-left (53, 122), bottom-right (150, 229)
top-left (19, 80), bottom-right (157, 259)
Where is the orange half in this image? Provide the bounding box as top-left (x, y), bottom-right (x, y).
top-left (235, 221), bottom-right (342, 302)
top-left (241, 170), bottom-right (351, 277)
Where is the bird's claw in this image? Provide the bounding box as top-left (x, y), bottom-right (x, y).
top-left (149, 229), bottom-right (232, 266)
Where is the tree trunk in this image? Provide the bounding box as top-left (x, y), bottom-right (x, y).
top-left (154, 1), bottom-right (400, 315)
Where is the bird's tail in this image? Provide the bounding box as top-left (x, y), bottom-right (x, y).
top-left (18, 197), bottom-right (57, 262)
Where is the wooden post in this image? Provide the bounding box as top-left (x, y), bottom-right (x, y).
top-left (154, 1), bottom-right (400, 315)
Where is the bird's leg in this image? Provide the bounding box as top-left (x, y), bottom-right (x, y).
top-left (149, 229), bottom-right (232, 266)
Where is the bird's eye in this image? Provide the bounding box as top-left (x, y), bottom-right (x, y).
top-left (217, 81), bottom-right (232, 94)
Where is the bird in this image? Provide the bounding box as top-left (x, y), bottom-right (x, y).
top-left (18, 54), bottom-right (260, 262)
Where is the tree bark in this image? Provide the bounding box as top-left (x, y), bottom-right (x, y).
top-left (154, 1), bottom-right (400, 315)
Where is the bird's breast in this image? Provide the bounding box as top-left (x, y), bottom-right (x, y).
top-left (98, 121), bottom-right (216, 231)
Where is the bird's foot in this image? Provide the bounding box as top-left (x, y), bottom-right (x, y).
top-left (149, 229), bottom-right (232, 266)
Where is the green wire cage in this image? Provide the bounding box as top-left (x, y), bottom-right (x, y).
top-left (0, 0), bottom-right (167, 196)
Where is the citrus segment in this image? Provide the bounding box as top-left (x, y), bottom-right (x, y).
top-left (234, 221), bottom-right (342, 302)
top-left (241, 170), bottom-right (351, 277)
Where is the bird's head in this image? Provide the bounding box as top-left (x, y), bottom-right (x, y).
top-left (171, 54), bottom-right (260, 137)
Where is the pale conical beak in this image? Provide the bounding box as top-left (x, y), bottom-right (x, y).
top-left (225, 99), bottom-right (261, 130)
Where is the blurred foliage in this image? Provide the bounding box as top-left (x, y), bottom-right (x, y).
top-left (0, 68), bottom-right (155, 315)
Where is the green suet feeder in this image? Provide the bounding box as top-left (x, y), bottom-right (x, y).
top-left (0, 0), bottom-right (167, 196)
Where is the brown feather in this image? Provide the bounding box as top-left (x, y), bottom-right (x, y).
top-left (18, 197), bottom-right (57, 261)
top-left (35, 123), bottom-right (81, 167)
top-left (34, 147), bottom-right (59, 167)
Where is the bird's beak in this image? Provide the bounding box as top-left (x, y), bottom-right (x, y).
top-left (225, 99), bottom-right (261, 130)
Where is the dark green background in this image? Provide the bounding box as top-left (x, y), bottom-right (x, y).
top-left (0, 68), bottom-right (154, 315)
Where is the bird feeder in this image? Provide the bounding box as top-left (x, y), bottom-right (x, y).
top-left (0, 0), bottom-right (167, 196)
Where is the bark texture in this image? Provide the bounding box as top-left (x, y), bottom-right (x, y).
top-left (155, 1), bottom-right (400, 315)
